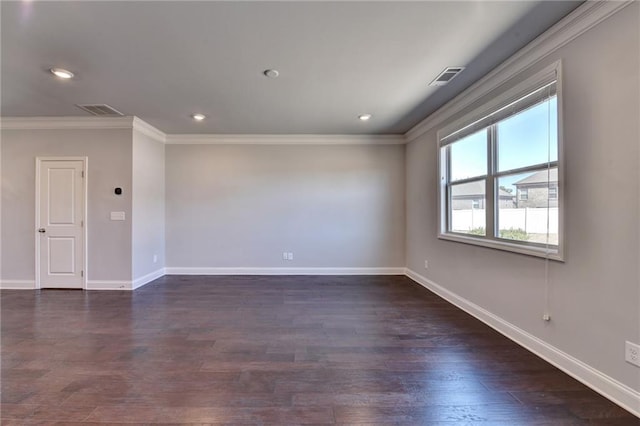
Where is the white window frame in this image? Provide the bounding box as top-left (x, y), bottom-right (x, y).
top-left (437, 61), bottom-right (564, 261)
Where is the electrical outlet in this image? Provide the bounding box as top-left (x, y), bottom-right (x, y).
top-left (424, 260), bottom-right (429, 269)
top-left (153, 254), bottom-right (158, 264)
top-left (287, 252), bottom-right (294, 261)
top-left (625, 341), bottom-right (640, 367)
top-left (282, 252), bottom-right (288, 260)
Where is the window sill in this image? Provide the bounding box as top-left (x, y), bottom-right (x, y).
top-left (438, 232), bottom-right (564, 262)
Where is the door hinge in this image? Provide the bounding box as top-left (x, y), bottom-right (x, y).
top-left (81, 220), bottom-right (83, 227)
top-left (81, 171), bottom-right (84, 178)
top-left (80, 270), bottom-right (84, 277)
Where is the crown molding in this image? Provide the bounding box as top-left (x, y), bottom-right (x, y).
top-left (165, 134), bottom-right (406, 145)
top-left (1, 116), bottom-right (167, 143)
top-left (0, 116), bottom-right (136, 130)
top-left (132, 117), bottom-right (167, 142)
top-left (1, 117), bottom-right (403, 145)
top-left (405, 0), bottom-right (634, 143)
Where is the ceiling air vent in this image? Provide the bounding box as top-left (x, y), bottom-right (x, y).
top-left (429, 66), bottom-right (465, 87)
top-left (76, 104), bottom-right (124, 116)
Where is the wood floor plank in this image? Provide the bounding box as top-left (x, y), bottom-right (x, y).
top-left (1, 275), bottom-right (637, 424)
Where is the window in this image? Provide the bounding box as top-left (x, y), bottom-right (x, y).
top-left (438, 64), bottom-right (562, 260)
top-left (519, 188), bottom-right (528, 201)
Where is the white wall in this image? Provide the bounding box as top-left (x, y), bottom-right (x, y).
top-left (0, 128), bottom-right (133, 282)
top-left (406, 3), bottom-right (639, 395)
top-left (132, 129), bottom-right (165, 280)
top-left (166, 143), bottom-right (405, 269)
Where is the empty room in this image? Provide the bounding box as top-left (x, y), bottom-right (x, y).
top-left (1, 0), bottom-right (639, 424)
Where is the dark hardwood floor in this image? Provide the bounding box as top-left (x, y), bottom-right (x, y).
top-left (1, 275), bottom-right (637, 425)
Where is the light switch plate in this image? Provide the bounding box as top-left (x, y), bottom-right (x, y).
top-left (110, 211), bottom-right (125, 221)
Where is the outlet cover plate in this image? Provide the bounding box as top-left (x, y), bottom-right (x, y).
top-left (625, 341), bottom-right (640, 367)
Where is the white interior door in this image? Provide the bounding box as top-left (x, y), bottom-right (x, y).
top-left (37, 158), bottom-right (86, 289)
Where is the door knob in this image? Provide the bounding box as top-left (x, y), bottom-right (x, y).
top-left (38, 228), bottom-right (46, 233)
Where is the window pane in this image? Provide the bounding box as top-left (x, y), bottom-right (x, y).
top-left (497, 97), bottom-right (557, 172)
top-left (450, 180), bottom-right (486, 235)
top-left (450, 129), bottom-right (487, 181)
top-left (497, 168), bottom-right (558, 246)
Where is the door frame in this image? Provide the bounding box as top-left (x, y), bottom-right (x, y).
top-left (35, 157), bottom-right (88, 290)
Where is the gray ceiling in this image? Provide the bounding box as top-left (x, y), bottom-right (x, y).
top-left (1, 1), bottom-right (581, 135)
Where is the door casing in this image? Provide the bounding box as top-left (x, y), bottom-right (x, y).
top-left (35, 157), bottom-right (88, 289)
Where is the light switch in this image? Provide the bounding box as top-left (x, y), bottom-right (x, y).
top-left (110, 211), bottom-right (126, 221)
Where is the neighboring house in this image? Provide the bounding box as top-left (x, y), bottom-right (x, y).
top-left (452, 180), bottom-right (515, 209)
top-left (513, 168), bottom-right (558, 208)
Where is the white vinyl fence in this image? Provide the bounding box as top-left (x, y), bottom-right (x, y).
top-left (452, 208), bottom-right (558, 234)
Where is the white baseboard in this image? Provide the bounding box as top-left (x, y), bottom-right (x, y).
top-left (132, 268), bottom-right (166, 290)
top-left (86, 280), bottom-right (131, 290)
top-left (1, 267), bottom-right (404, 291)
top-left (0, 280), bottom-right (36, 289)
top-left (2, 279), bottom-right (133, 290)
top-left (405, 268), bottom-right (640, 418)
top-left (164, 267), bottom-right (405, 276)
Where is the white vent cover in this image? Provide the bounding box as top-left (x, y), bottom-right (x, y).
top-left (429, 67), bottom-right (465, 86)
top-left (76, 104), bottom-right (124, 116)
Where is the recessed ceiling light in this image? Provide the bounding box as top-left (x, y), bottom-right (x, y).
top-left (358, 114), bottom-right (372, 121)
top-left (192, 113), bottom-right (206, 121)
top-left (49, 68), bottom-right (74, 79)
top-left (263, 69), bottom-right (279, 78)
